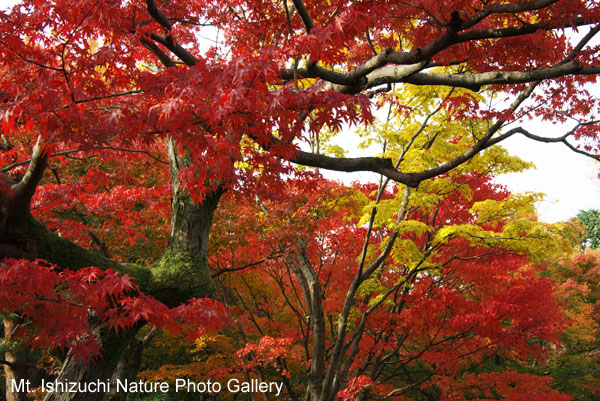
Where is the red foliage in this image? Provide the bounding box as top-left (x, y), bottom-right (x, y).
top-left (2, 0), bottom-right (600, 202)
top-left (437, 371), bottom-right (572, 401)
top-left (206, 174), bottom-right (569, 399)
top-left (0, 258), bottom-right (228, 360)
top-left (2, 0), bottom-right (598, 399)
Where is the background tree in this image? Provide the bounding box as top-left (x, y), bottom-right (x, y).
top-left (543, 251), bottom-right (600, 401)
top-left (576, 209), bottom-right (600, 251)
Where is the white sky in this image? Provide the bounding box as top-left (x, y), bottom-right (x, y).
top-left (497, 132), bottom-right (600, 223)
top-left (331, 126), bottom-right (600, 224)
top-left (2, 0), bottom-right (599, 223)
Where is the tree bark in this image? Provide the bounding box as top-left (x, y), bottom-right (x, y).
top-left (3, 319), bottom-right (31, 401)
top-left (148, 137), bottom-right (223, 306)
top-left (41, 321), bottom-right (142, 401)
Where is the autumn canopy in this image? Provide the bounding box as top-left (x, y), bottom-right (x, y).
top-left (1, 0), bottom-right (600, 400)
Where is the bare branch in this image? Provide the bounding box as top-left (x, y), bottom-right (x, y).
top-left (148, 33), bottom-right (199, 66)
top-left (211, 246), bottom-right (289, 278)
top-left (143, 0), bottom-right (199, 66)
top-left (282, 58), bottom-right (600, 93)
top-left (511, 122), bottom-right (600, 161)
top-left (0, 359), bottom-right (17, 369)
top-left (140, 37), bottom-right (176, 68)
top-left (462, 0), bottom-right (560, 30)
top-left (140, 326), bottom-right (156, 346)
top-left (290, 151), bottom-right (420, 187)
top-left (375, 61), bottom-right (599, 92)
top-left (278, 10), bottom-right (596, 91)
top-left (72, 90), bottom-right (145, 105)
top-left (145, 0), bottom-right (172, 30)
top-left (291, 0), bottom-right (315, 33)
top-left (0, 39), bottom-right (62, 71)
top-left (567, 24), bottom-right (600, 60)
top-left (398, 88), bottom-right (455, 164)
top-left (360, 186), bottom-right (411, 281)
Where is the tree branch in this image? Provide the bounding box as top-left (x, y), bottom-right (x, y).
top-left (211, 246), bottom-right (289, 278)
top-left (143, 0), bottom-right (199, 66)
top-left (278, 10), bottom-right (596, 91)
top-left (0, 39), bottom-right (62, 71)
top-left (72, 90), bottom-right (145, 105)
top-left (2, 146), bottom-right (168, 174)
top-left (144, 0), bottom-right (172, 30)
top-left (512, 122), bottom-right (600, 161)
top-left (562, 23), bottom-right (600, 63)
top-left (148, 33), bottom-right (199, 66)
top-left (290, 151), bottom-right (420, 187)
top-left (291, 0), bottom-right (315, 33)
top-left (373, 61), bottom-right (598, 92)
top-left (11, 136), bottom-right (48, 212)
top-left (279, 80), bottom-right (539, 189)
top-left (461, 0), bottom-right (560, 30)
top-left (140, 37), bottom-right (176, 68)
top-left (0, 359), bottom-right (17, 369)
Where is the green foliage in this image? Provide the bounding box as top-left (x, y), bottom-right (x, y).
top-left (577, 209), bottom-right (600, 251)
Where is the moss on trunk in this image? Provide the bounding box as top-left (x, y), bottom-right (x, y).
top-left (2, 137), bottom-right (224, 401)
top-left (148, 249), bottom-right (213, 307)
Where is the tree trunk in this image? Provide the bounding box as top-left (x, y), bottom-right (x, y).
top-left (3, 319), bottom-right (30, 401)
top-left (104, 328), bottom-right (154, 401)
top-left (42, 323), bottom-right (141, 401)
top-left (148, 137), bottom-right (223, 306)
top-left (2, 137), bottom-right (223, 400)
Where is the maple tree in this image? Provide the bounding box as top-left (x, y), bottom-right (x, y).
top-left (140, 170), bottom-right (575, 401)
top-left (541, 251), bottom-right (600, 400)
top-left (478, 248), bottom-right (600, 401)
top-left (2, 0), bottom-right (600, 400)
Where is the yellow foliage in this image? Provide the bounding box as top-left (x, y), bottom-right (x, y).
top-left (470, 193), bottom-right (543, 225)
top-left (194, 334), bottom-right (236, 356)
top-left (391, 239), bottom-right (424, 265)
top-left (357, 276), bottom-right (387, 298)
top-left (396, 220), bottom-right (431, 236)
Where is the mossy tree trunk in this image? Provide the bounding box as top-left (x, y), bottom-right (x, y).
top-left (1, 137), bottom-right (222, 400)
top-left (149, 137), bottom-right (223, 306)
